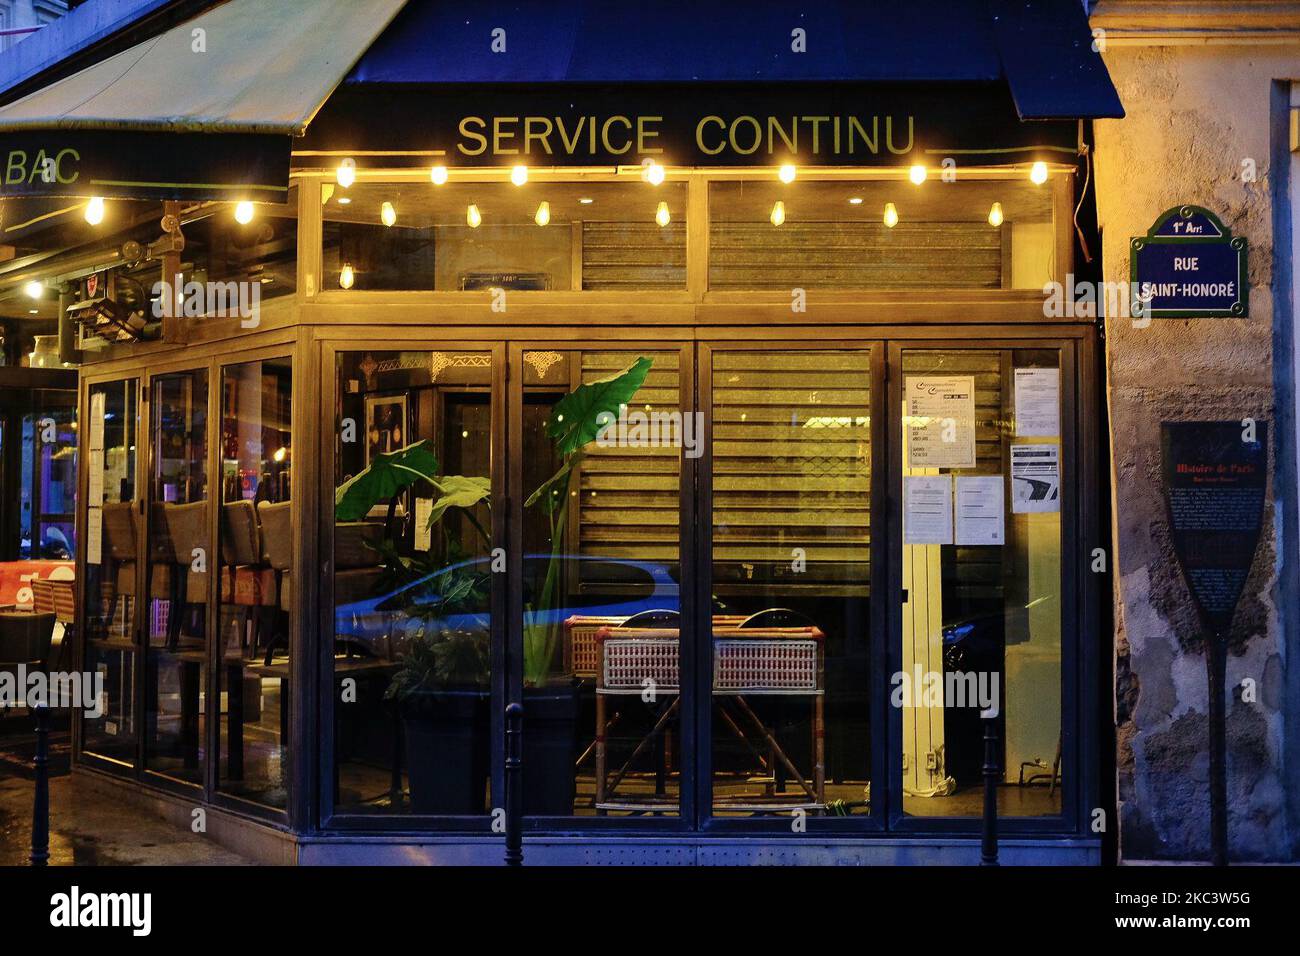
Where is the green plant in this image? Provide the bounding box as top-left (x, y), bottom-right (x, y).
top-left (521, 356), bottom-right (653, 686)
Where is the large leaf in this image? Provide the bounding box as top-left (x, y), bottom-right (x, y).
top-left (524, 451), bottom-right (585, 514)
top-left (426, 475), bottom-right (491, 527)
top-left (334, 440), bottom-right (439, 521)
top-left (545, 357), bottom-right (652, 456)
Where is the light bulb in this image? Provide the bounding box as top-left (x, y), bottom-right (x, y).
top-left (84, 196), bottom-right (105, 225)
top-left (23, 280), bottom-right (43, 299)
top-left (466, 203), bottom-right (482, 228)
top-left (234, 201), bottom-right (254, 224)
top-left (511, 165), bottom-right (528, 186)
top-left (908, 165), bottom-right (927, 185)
top-left (430, 165), bottom-right (448, 185)
top-left (883, 202), bottom-right (899, 228)
top-left (534, 201), bottom-right (551, 226)
top-left (579, 197), bottom-right (594, 205)
top-left (339, 263), bottom-right (354, 289)
top-left (988, 202), bottom-right (1004, 227)
top-left (778, 164), bottom-right (797, 184)
top-left (848, 196), bottom-right (863, 206)
top-left (644, 161), bottom-right (665, 185)
top-left (770, 200), bottom-right (786, 226)
top-left (380, 201), bottom-right (396, 227)
top-left (336, 159), bottom-right (356, 188)
top-left (1030, 161), bottom-right (1048, 185)
top-left (655, 201), bottom-right (671, 227)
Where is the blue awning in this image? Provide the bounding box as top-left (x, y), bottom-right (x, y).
top-left (345, 0), bottom-right (1123, 120)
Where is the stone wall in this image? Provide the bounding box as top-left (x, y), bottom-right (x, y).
top-left (1093, 35), bottom-right (1298, 860)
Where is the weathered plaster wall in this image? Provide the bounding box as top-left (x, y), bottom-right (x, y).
top-left (1095, 45), bottom-right (1296, 861)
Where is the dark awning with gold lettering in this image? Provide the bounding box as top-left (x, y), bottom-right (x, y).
top-left (296, 0), bottom-right (1121, 170)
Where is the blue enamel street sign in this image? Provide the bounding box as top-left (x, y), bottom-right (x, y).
top-left (1130, 206), bottom-right (1248, 319)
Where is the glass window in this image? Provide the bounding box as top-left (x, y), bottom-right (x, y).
top-left (899, 348), bottom-right (1063, 817)
top-left (522, 348), bottom-right (682, 817)
top-left (333, 349), bottom-right (494, 816)
top-left (217, 358), bottom-right (292, 809)
top-left (323, 181), bottom-right (686, 291)
top-left (144, 369), bottom-right (210, 784)
top-left (709, 179), bottom-right (1056, 290)
top-left (82, 379), bottom-right (139, 764)
top-left (19, 396), bottom-right (76, 560)
top-left (710, 350), bottom-right (873, 816)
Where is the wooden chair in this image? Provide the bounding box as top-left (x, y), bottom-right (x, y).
top-left (257, 500), bottom-right (292, 666)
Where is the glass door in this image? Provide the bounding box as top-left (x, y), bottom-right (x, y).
top-left (81, 378), bottom-right (141, 767)
top-left (698, 343), bottom-right (885, 830)
top-left (890, 343), bottom-right (1076, 828)
top-left (143, 367), bottom-right (212, 786)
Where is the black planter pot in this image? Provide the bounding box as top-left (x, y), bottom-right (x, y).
top-left (522, 681), bottom-right (581, 815)
top-left (401, 687), bottom-right (490, 814)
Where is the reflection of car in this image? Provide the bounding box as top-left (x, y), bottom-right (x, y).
top-left (334, 554), bottom-right (680, 657)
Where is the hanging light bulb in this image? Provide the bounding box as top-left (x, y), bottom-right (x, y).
top-left (1030, 161), bottom-right (1048, 185)
top-left (234, 201), bottom-right (255, 224)
top-left (339, 263), bottom-right (355, 289)
top-left (430, 165), bottom-right (448, 185)
top-left (466, 203), bottom-right (482, 228)
top-left (534, 201), bottom-right (551, 226)
top-left (778, 164), bottom-right (797, 184)
top-left (23, 280), bottom-right (43, 299)
top-left (336, 158), bottom-right (356, 188)
top-left (908, 165), bottom-right (927, 185)
top-left (988, 202), bottom-right (1004, 227)
top-left (883, 202), bottom-right (899, 228)
top-left (644, 161), bottom-right (665, 185)
top-left (655, 201), bottom-right (671, 227)
top-left (770, 200), bottom-right (786, 226)
top-left (380, 201), bottom-right (397, 227)
top-left (84, 196), bottom-right (105, 225)
top-left (511, 165), bottom-right (528, 186)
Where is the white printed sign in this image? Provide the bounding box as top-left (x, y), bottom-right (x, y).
top-left (904, 475), bottom-right (954, 545)
top-left (906, 375), bottom-right (976, 469)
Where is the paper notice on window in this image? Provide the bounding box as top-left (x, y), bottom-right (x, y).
top-left (414, 497), bottom-right (433, 551)
top-left (88, 450), bottom-right (105, 505)
top-left (956, 475), bottom-right (1005, 545)
top-left (86, 506), bottom-right (103, 565)
top-left (906, 375), bottom-right (976, 469)
top-left (90, 391), bottom-right (106, 451)
top-left (1011, 444), bottom-right (1060, 513)
top-left (904, 475), bottom-right (954, 545)
top-left (1014, 368), bottom-right (1060, 437)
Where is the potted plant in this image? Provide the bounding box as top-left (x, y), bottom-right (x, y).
top-left (335, 441), bottom-right (493, 812)
top-left (518, 356), bottom-right (653, 813)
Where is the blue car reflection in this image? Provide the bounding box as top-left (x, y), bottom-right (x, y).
top-left (334, 554), bottom-right (681, 657)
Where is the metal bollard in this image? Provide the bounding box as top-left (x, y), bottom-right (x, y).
top-left (980, 715), bottom-right (999, 866)
top-left (504, 701), bottom-right (523, 866)
top-left (30, 705), bottom-right (50, 867)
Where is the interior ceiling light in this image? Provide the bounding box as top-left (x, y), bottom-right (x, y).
top-left (381, 201), bottom-right (397, 227)
top-left (466, 203), bottom-right (482, 228)
top-left (534, 201), bottom-right (551, 226)
top-left (1030, 161), bottom-right (1049, 185)
top-left (778, 164), bottom-right (797, 184)
top-left (655, 201), bottom-right (671, 227)
top-left (430, 165), bottom-right (448, 185)
top-left (770, 200), bottom-right (786, 226)
top-left (908, 165), bottom-right (927, 185)
top-left (644, 161), bottom-right (665, 185)
top-left (883, 202), bottom-right (899, 228)
top-left (988, 202), bottom-right (1004, 227)
top-left (234, 201), bottom-right (254, 224)
top-left (336, 158), bottom-right (356, 188)
top-left (23, 280), bottom-right (43, 299)
top-left (511, 165), bottom-right (528, 186)
top-left (339, 263), bottom-right (355, 289)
